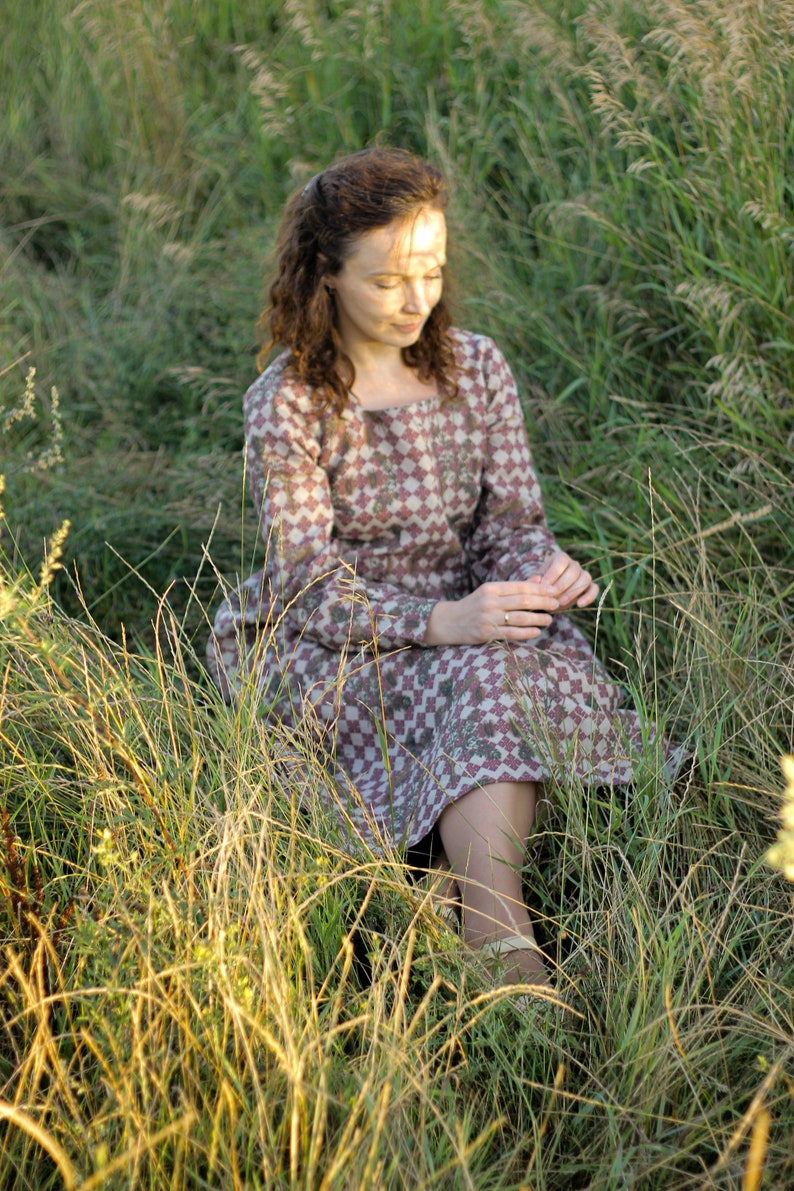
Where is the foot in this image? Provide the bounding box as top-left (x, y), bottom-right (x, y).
top-left (480, 934), bottom-right (552, 988)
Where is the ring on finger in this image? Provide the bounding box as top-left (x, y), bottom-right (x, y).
top-left (504, 611), bottom-right (510, 626)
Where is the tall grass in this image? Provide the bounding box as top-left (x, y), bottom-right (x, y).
top-left (0, 541), bottom-right (567, 1189)
top-left (2, 514), bottom-right (793, 1189)
top-left (2, 0), bottom-right (794, 1186)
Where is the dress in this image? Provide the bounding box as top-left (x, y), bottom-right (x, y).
top-left (208, 329), bottom-right (668, 849)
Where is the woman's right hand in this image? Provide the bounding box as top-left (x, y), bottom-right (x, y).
top-left (423, 580), bottom-right (560, 647)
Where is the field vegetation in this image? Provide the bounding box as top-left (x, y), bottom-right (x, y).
top-left (1, 1), bottom-right (794, 1186)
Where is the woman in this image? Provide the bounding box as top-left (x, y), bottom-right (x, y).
top-left (208, 148), bottom-right (670, 991)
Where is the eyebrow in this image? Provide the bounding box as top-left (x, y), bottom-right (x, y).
top-left (368, 261), bottom-right (447, 276)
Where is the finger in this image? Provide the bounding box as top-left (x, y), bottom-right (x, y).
top-left (500, 596), bottom-right (559, 623)
top-left (556, 576), bottom-right (597, 608)
top-left (479, 589), bottom-right (558, 620)
top-left (526, 573), bottom-right (562, 597)
top-left (516, 579), bottom-right (559, 599)
top-left (575, 581), bottom-right (600, 608)
top-left (480, 580), bottom-right (557, 597)
top-left (492, 624), bottom-right (544, 644)
top-left (498, 610), bottom-right (554, 634)
top-left (554, 566), bottom-right (592, 600)
top-left (539, 551), bottom-right (571, 586)
top-left (519, 592), bottom-right (560, 610)
top-left (558, 563), bottom-right (590, 591)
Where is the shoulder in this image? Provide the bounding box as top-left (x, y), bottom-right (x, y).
top-left (243, 350), bottom-right (322, 438)
top-left (448, 328), bottom-right (516, 394)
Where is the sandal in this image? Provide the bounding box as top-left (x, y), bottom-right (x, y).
top-left (481, 936), bottom-right (577, 1014)
top-left (432, 898), bottom-right (460, 931)
top-left (482, 935), bottom-right (553, 1003)
top-left (482, 934), bottom-right (548, 979)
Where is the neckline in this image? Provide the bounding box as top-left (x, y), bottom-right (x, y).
top-left (352, 391), bottom-right (438, 414)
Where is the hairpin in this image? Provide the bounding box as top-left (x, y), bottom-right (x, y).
top-left (301, 171), bottom-right (323, 197)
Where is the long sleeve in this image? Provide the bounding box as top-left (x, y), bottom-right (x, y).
top-left (465, 338), bottom-right (558, 584)
top-left (244, 367), bottom-right (437, 651)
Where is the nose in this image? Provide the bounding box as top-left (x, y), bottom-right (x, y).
top-left (402, 282), bottom-right (428, 314)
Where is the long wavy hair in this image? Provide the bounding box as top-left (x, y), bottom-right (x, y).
top-left (261, 147), bottom-right (458, 413)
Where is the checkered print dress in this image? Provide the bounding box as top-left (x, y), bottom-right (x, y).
top-left (208, 330), bottom-right (668, 848)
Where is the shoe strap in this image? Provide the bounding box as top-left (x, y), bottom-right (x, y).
top-left (482, 935), bottom-right (540, 956)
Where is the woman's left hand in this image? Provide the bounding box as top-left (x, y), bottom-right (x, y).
top-left (531, 551), bottom-right (599, 609)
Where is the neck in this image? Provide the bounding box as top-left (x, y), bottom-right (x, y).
top-left (342, 338), bottom-right (405, 375)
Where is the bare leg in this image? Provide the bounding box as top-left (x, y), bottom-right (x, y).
top-left (437, 781), bottom-right (549, 986)
top-left (421, 847), bottom-right (461, 929)
top-left (427, 847), bottom-right (459, 902)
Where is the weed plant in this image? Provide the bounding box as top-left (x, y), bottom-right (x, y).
top-left (2, 1), bottom-right (794, 1187)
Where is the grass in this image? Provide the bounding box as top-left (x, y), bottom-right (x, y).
top-left (2, 0), bottom-right (794, 1186)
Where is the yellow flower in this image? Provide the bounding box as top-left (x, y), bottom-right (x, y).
top-left (765, 841), bottom-right (794, 883)
top-left (781, 755), bottom-right (794, 792)
top-left (92, 828), bottom-right (120, 867)
top-left (765, 756), bottom-right (794, 883)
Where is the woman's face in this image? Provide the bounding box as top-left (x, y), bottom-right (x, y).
top-left (327, 208), bottom-right (447, 357)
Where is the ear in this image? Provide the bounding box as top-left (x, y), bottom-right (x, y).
top-left (315, 252), bottom-right (334, 293)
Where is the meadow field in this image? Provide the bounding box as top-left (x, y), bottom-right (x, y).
top-left (2, 1), bottom-right (794, 1186)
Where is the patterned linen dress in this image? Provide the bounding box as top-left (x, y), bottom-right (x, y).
top-left (208, 329), bottom-right (664, 848)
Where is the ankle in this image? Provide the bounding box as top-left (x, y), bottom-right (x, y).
top-left (478, 934), bottom-right (551, 987)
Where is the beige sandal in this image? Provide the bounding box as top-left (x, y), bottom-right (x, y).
top-left (482, 934), bottom-right (546, 970)
top-left (481, 934), bottom-right (552, 994)
top-left (482, 934), bottom-right (543, 957)
top-left (482, 936), bottom-right (576, 1014)
top-left (432, 897), bottom-right (460, 931)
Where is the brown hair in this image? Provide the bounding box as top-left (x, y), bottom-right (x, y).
top-left (261, 147), bottom-right (458, 413)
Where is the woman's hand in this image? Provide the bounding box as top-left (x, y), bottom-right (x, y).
top-left (423, 553), bottom-right (599, 647)
top-left (530, 550), bottom-right (599, 610)
top-left (423, 580), bottom-right (560, 647)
